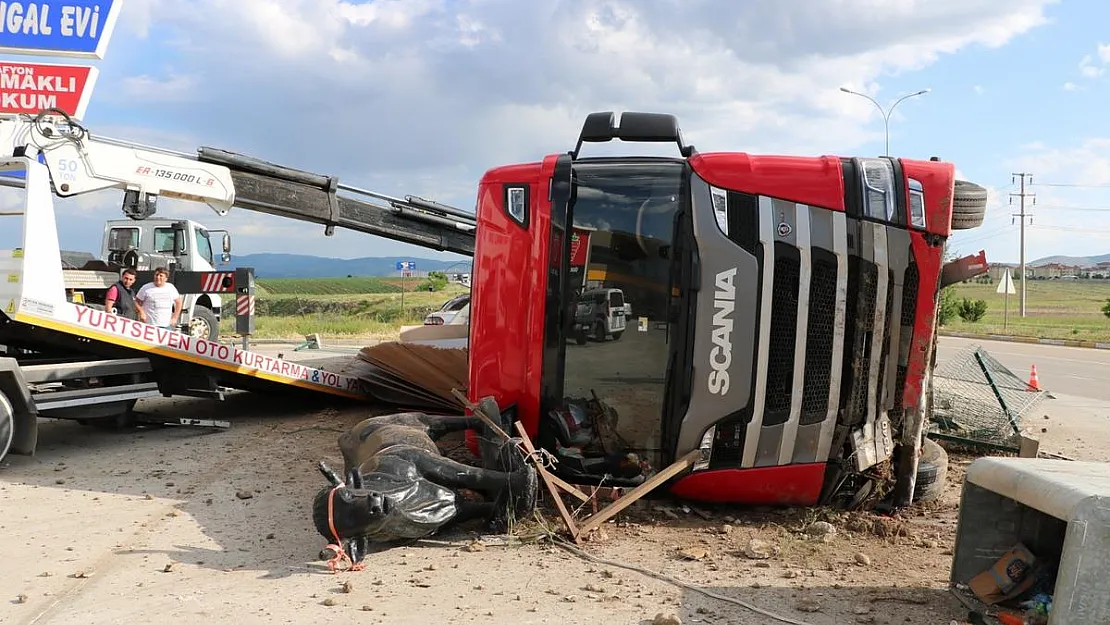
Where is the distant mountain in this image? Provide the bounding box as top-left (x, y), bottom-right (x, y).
top-left (226, 253), bottom-right (471, 278)
top-left (1027, 253), bottom-right (1110, 267)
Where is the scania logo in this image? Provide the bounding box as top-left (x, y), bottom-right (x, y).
top-left (777, 222), bottom-right (792, 237)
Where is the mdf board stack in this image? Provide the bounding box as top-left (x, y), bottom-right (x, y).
top-left (339, 343), bottom-right (469, 413)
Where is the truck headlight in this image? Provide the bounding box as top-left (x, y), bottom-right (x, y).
top-left (693, 425), bottom-right (716, 471)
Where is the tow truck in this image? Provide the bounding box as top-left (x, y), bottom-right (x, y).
top-left (0, 108), bottom-right (988, 512)
top-left (0, 108), bottom-right (476, 463)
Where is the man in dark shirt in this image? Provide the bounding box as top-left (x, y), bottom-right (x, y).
top-left (104, 269), bottom-right (142, 321)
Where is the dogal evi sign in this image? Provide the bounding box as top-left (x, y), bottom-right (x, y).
top-left (0, 0), bottom-right (123, 59)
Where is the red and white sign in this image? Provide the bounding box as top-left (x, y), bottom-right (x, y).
top-left (0, 60), bottom-right (99, 119)
top-left (569, 228), bottom-right (592, 267)
top-left (236, 294), bottom-right (255, 317)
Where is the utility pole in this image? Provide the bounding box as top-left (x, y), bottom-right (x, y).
top-left (1009, 173), bottom-right (1036, 317)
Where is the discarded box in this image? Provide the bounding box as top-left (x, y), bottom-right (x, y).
top-left (968, 543), bottom-right (1037, 605)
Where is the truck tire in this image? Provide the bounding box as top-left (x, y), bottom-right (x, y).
top-left (188, 306), bottom-right (219, 342)
top-left (951, 180), bottom-right (988, 230)
top-left (912, 437), bottom-right (948, 503)
top-left (0, 392), bottom-right (13, 464)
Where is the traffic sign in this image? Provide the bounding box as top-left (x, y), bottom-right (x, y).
top-left (996, 270), bottom-right (1016, 295)
top-left (0, 0), bottom-right (124, 59)
top-left (0, 60), bottom-right (99, 118)
top-left (395, 261), bottom-right (416, 271)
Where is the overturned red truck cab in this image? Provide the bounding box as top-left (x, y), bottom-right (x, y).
top-left (466, 112), bottom-right (988, 510)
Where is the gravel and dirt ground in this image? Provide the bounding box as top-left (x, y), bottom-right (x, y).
top-left (0, 342), bottom-right (1105, 625)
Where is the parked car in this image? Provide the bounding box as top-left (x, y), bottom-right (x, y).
top-left (424, 293), bottom-right (470, 325)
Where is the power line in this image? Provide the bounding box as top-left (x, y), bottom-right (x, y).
top-left (1010, 173), bottom-right (1035, 317)
top-left (1031, 182), bottom-right (1110, 188)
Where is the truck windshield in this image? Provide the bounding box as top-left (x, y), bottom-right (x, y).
top-left (552, 159), bottom-right (685, 473)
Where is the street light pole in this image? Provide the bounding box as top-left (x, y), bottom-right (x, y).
top-left (839, 87), bottom-right (930, 156)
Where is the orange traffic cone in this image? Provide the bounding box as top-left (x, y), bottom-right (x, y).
top-left (1028, 365), bottom-right (1040, 390)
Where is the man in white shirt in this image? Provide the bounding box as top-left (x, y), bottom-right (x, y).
top-left (135, 267), bottom-right (184, 330)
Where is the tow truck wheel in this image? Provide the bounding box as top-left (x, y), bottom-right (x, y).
top-left (951, 180), bottom-right (988, 230)
top-left (0, 392), bottom-right (14, 464)
top-left (188, 306), bottom-right (220, 342)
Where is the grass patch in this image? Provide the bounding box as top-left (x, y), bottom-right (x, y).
top-left (222, 283), bottom-right (468, 340)
top-left (943, 280), bottom-right (1110, 342)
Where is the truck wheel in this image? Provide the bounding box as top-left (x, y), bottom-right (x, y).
top-left (912, 437), bottom-right (948, 503)
top-left (951, 180), bottom-right (988, 230)
top-left (188, 306), bottom-right (220, 342)
top-left (0, 392), bottom-right (13, 464)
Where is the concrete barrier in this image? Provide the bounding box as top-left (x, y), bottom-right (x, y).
top-left (950, 457), bottom-right (1110, 624)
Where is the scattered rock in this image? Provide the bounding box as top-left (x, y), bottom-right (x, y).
top-left (340, 581), bottom-right (353, 594)
top-left (854, 605), bottom-right (872, 615)
top-left (805, 521), bottom-right (837, 538)
top-left (583, 583), bottom-right (605, 593)
top-left (678, 546), bottom-right (708, 561)
top-left (755, 562), bottom-right (771, 568)
top-left (720, 524), bottom-right (734, 535)
top-left (55, 479), bottom-right (65, 485)
top-left (235, 491), bottom-right (253, 500)
top-left (854, 553), bottom-right (872, 566)
top-left (321, 598), bottom-right (337, 607)
top-left (425, 564), bottom-right (438, 571)
top-left (653, 613), bottom-right (681, 625)
top-left (162, 563), bottom-right (174, 573)
top-left (856, 615), bottom-right (875, 623)
top-left (921, 539), bottom-right (938, 549)
top-left (463, 541), bottom-right (486, 553)
top-left (361, 605), bottom-right (372, 611)
top-left (782, 570), bottom-right (799, 579)
top-left (600, 569), bottom-right (614, 579)
top-left (795, 598), bottom-right (821, 613)
top-left (743, 538), bottom-right (779, 559)
top-left (563, 595), bottom-right (578, 603)
top-left (16, 593), bottom-right (28, 604)
top-left (144, 494), bottom-right (154, 501)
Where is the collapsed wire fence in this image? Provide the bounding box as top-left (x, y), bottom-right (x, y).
top-left (929, 344), bottom-right (1048, 449)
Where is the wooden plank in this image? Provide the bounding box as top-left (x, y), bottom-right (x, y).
top-left (575, 449), bottom-right (701, 535)
top-left (514, 420), bottom-right (581, 542)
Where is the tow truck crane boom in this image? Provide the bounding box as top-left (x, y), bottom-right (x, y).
top-left (0, 110), bottom-right (477, 256)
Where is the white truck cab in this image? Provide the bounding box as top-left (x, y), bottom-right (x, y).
top-left (98, 218), bottom-right (232, 340)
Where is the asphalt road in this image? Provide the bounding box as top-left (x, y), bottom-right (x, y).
top-left (936, 335), bottom-right (1110, 402)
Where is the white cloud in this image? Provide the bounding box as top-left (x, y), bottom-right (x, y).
top-left (1079, 54), bottom-right (1104, 78)
top-left (950, 138), bottom-right (1110, 264)
top-left (1063, 81), bottom-right (1081, 91)
top-left (1099, 42), bottom-right (1110, 64)
top-left (10, 0), bottom-right (1065, 260)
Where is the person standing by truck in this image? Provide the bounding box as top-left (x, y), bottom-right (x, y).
top-left (135, 267), bottom-right (183, 331)
top-left (104, 268), bottom-right (143, 322)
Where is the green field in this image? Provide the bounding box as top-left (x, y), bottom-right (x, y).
top-left (257, 276), bottom-right (402, 295)
top-left (225, 275), bottom-right (1110, 343)
top-left (221, 277), bottom-right (468, 340)
top-left (944, 279), bottom-right (1110, 342)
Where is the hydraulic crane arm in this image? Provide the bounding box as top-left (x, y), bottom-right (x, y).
top-left (0, 110), bottom-right (476, 256)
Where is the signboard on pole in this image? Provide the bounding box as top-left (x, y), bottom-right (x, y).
top-left (0, 0), bottom-right (124, 59)
top-left (997, 270), bottom-right (1015, 329)
top-left (0, 60), bottom-right (99, 118)
top-left (395, 261), bottom-right (416, 271)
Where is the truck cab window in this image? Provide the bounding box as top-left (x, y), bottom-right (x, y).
top-left (153, 228), bottom-right (176, 254)
top-left (108, 227), bottom-right (139, 251)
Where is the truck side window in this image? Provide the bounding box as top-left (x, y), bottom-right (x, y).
top-left (194, 227), bottom-right (214, 265)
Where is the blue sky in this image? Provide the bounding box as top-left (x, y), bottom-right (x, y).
top-left (2, 0), bottom-right (1108, 266)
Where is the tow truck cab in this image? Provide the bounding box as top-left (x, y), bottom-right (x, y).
top-left (468, 111), bottom-right (987, 508)
top-left (100, 218), bottom-right (232, 339)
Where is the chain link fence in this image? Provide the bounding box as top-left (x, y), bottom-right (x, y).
top-left (929, 344), bottom-right (1048, 448)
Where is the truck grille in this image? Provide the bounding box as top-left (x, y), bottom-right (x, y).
top-left (801, 253), bottom-right (838, 425)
